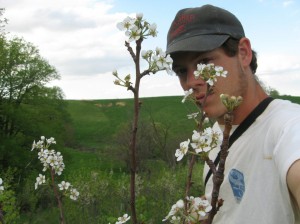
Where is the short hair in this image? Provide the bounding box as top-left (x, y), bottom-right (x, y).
top-left (221, 38), bottom-right (258, 74)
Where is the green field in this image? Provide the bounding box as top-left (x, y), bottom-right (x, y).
top-left (9, 94), bottom-right (300, 223)
top-left (16, 95), bottom-right (205, 224)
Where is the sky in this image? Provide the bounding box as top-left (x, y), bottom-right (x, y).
top-left (1, 0), bottom-right (300, 99)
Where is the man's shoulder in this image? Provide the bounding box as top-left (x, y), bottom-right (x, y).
top-left (262, 98), bottom-right (300, 130)
top-left (268, 98), bottom-right (300, 115)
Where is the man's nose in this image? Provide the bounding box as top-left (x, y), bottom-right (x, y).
top-left (186, 68), bottom-right (205, 89)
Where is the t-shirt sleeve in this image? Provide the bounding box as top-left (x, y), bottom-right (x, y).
top-left (273, 116), bottom-right (300, 187)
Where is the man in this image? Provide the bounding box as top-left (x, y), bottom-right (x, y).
top-left (166, 4), bottom-right (300, 223)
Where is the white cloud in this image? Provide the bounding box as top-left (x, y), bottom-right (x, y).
top-left (257, 53), bottom-right (300, 95)
top-left (2, 0), bottom-right (300, 99)
top-left (258, 53), bottom-right (300, 74)
top-left (283, 0), bottom-right (294, 7)
top-left (2, 0), bottom-right (184, 99)
top-left (4, 0), bottom-right (131, 76)
top-left (2, 0), bottom-right (152, 99)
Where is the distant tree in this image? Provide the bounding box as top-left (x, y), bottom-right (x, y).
top-left (0, 8), bottom-right (8, 35)
top-left (266, 87), bottom-right (280, 97)
top-left (258, 79), bottom-right (280, 97)
top-left (0, 36), bottom-right (60, 137)
top-left (0, 36), bottom-right (71, 172)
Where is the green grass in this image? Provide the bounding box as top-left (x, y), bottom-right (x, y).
top-left (276, 95), bottom-right (300, 104)
top-left (66, 96), bottom-right (197, 150)
top-left (16, 94), bottom-right (300, 223)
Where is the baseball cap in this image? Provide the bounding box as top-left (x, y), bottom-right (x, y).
top-left (166, 4), bottom-right (245, 54)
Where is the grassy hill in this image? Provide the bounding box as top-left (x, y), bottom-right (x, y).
top-left (66, 96), bottom-right (196, 148)
top-left (63, 96), bottom-right (197, 167)
top-left (65, 94), bottom-right (300, 152)
top-left (19, 94), bottom-right (300, 223)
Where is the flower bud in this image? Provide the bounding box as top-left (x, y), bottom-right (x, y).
top-left (112, 70), bottom-right (118, 77)
top-left (124, 74), bottom-right (131, 82)
top-left (136, 13), bottom-right (143, 19)
top-left (114, 80), bottom-right (121, 85)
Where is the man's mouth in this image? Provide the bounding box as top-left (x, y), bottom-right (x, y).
top-left (196, 91), bottom-right (214, 106)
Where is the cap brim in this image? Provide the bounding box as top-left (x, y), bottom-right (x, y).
top-left (166, 34), bottom-right (230, 54)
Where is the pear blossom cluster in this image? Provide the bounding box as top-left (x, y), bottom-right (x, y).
top-left (141, 47), bottom-right (173, 75)
top-left (220, 94), bottom-right (243, 112)
top-left (117, 13), bottom-right (157, 42)
top-left (32, 136), bottom-right (64, 175)
top-left (175, 128), bottom-right (222, 162)
top-left (191, 127), bottom-right (221, 154)
top-left (58, 181), bottom-right (80, 201)
top-left (31, 136), bottom-right (79, 200)
top-left (114, 15), bottom-right (173, 88)
top-left (194, 63), bottom-right (228, 86)
top-left (163, 197), bottom-right (212, 223)
top-left (0, 178), bottom-right (4, 193)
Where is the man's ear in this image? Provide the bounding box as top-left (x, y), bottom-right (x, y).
top-left (238, 37), bottom-right (252, 68)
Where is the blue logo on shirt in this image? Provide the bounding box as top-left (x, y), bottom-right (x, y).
top-left (228, 169), bottom-right (245, 203)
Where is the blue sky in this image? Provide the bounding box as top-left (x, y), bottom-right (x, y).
top-left (2, 0), bottom-right (300, 99)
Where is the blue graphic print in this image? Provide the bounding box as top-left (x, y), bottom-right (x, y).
top-left (228, 169), bottom-right (245, 203)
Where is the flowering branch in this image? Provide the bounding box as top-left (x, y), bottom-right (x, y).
top-left (114, 13), bottom-right (172, 224)
top-left (207, 95), bottom-right (242, 223)
top-left (164, 63), bottom-right (243, 223)
top-left (31, 136), bottom-right (79, 224)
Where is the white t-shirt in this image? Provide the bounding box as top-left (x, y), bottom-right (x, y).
top-left (204, 99), bottom-right (300, 224)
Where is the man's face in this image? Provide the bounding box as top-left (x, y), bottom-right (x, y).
top-left (171, 48), bottom-right (246, 120)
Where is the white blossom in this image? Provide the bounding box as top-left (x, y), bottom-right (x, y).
top-left (116, 213), bottom-right (130, 224)
top-left (187, 112), bottom-right (199, 119)
top-left (163, 199), bottom-right (185, 222)
top-left (141, 50), bottom-right (152, 59)
top-left (70, 188), bottom-right (80, 200)
top-left (148, 23), bottom-right (157, 37)
top-left (0, 178), bottom-right (4, 192)
top-left (58, 181), bottom-right (71, 191)
top-left (190, 128), bottom-right (221, 154)
top-left (182, 88), bottom-right (193, 103)
top-left (127, 25), bottom-right (142, 42)
top-left (175, 139), bottom-right (190, 161)
top-left (193, 63), bottom-right (228, 86)
top-left (35, 174), bottom-right (46, 190)
top-left (47, 137), bottom-right (56, 145)
top-left (116, 16), bottom-right (135, 31)
top-left (164, 197), bottom-right (212, 222)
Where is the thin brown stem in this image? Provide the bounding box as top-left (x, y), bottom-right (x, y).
top-left (204, 157), bottom-right (217, 175)
top-left (185, 155), bottom-right (196, 199)
top-left (184, 91), bottom-right (210, 210)
top-left (128, 38), bottom-right (143, 224)
top-left (50, 169), bottom-right (65, 224)
top-left (140, 69), bottom-right (151, 78)
top-left (207, 112), bottom-right (233, 223)
top-left (125, 41), bottom-right (136, 62)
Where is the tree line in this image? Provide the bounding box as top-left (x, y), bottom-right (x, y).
top-left (0, 10), bottom-right (72, 222)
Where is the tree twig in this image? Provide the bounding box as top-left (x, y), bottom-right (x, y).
top-left (50, 169), bottom-right (65, 224)
top-left (207, 112), bottom-right (233, 223)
